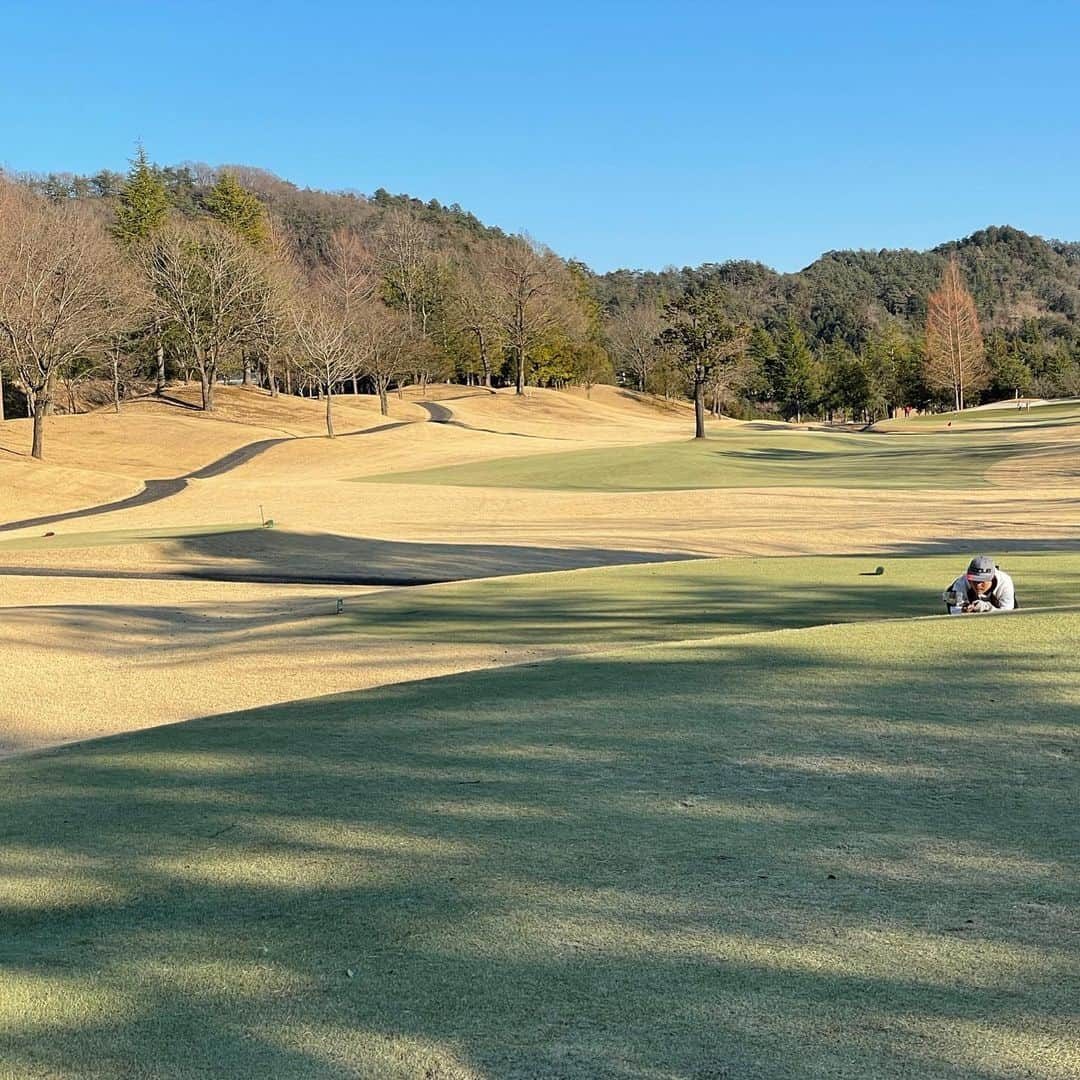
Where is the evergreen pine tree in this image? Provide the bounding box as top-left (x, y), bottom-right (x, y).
top-left (205, 172), bottom-right (269, 248)
top-left (112, 144), bottom-right (169, 244)
top-left (777, 318), bottom-right (820, 423)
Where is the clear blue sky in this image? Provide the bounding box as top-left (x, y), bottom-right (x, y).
top-left (3, 1), bottom-right (1079, 273)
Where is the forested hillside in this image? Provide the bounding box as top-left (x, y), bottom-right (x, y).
top-left (4, 158), bottom-right (1079, 439)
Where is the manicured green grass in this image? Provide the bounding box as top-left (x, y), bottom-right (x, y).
top-left (355, 430), bottom-right (1045, 491)
top-left (2, 609), bottom-right (1077, 1078)
top-left (342, 550), bottom-right (1080, 645)
top-left (0, 523), bottom-right (262, 553)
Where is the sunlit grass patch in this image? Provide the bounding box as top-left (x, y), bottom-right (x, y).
top-left (355, 428), bottom-right (1049, 491)
top-left (889, 400), bottom-right (1080, 428)
top-left (339, 549), bottom-right (1080, 646)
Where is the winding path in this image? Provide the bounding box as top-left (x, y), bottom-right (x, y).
top-left (0, 419), bottom-right (414, 534)
top-left (415, 400), bottom-right (564, 440)
top-left (0, 394), bottom-right (565, 536)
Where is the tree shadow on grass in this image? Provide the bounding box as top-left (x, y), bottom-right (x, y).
top-left (0, 530), bottom-right (703, 586)
top-left (1, 613), bottom-right (1076, 1078)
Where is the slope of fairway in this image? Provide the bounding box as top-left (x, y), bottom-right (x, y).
top-left (358, 428), bottom-right (1058, 491)
top-left (143, 382), bottom-right (428, 434)
top-left (0, 456), bottom-right (141, 523)
top-left (342, 550), bottom-right (1080, 644)
top-left (0, 522), bottom-right (262, 553)
top-left (0, 405), bottom-right (292, 482)
top-left (436, 385), bottom-right (698, 441)
top-left (876, 400), bottom-right (1080, 432)
top-left (4, 549), bottom-right (1078, 758)
top-left (3, 609), bottom-right (1076, 1079)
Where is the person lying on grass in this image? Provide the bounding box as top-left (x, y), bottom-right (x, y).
top-left (943, 555), bottom-right (1017, 614)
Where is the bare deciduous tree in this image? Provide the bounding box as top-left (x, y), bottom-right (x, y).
top-left (492, 237), bottom-right (578, 396)
top-left (448, 245), bottom-right (504, 391)
top-left (356, 302), bottom-right (410, 416)
top-left (288, 228), bottom-right (376, 436)
top-left (372, 209), bottom-right (437, 332)
top-left (925, 257), bottom-right (987, 411)
top-left (605, 301), bottom-right (664, 391)
top-left (139, 221), bottom-right (276, 411)
top-left (0, 182), bottom-right (141, 458)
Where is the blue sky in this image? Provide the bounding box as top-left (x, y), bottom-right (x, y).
top-left (3, 1), bottom-right (1079, 273)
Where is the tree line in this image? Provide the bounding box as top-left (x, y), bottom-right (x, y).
top-left (3, 153), bottom-right (1077, 458)
top-left (597, 225), bottom-right (1080, 422)
top-left (0, 150), bottom-right (614, 458)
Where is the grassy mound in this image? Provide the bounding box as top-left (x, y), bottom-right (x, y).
top-left (878, 401), bottom-right (1080, 431)
top-left (2, 608), bottom-right (1076, 1078)
top-left (356, 429), bottom-right (1047, 491)
top-left (342, 550), bottom-right (1080, 645)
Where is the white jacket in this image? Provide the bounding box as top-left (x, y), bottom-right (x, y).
top-left (944, 568), bottom-right (1016, 615)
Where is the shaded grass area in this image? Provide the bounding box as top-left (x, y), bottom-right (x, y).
top-left (355, 430), bottom-right (1046, 491)
top-left (0, 528), bottom-right (699, 585)
top-left (1, 611), bottom-right (1077, 1078)
top-left (341, 551), bottom-right (1080, 645)
top-left (0, 523), bottom-right (263, 553)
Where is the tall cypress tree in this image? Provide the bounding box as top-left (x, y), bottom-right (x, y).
top-left (112, 145), bottom-right (169, 245)
top-left (777, 318), bottom-right (820, 423)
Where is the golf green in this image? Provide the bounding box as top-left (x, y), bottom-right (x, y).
top-left (355, 429), bottom-right (1053, 492)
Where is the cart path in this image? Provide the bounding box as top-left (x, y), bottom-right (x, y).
top-left (0, 419), bottom-right (415, 534)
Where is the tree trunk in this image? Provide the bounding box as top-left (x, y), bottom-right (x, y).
top-left (242, 355), bottom-right (252, 385)
top-left (694, 378), bottom-right (706, 439)
top-left (0, 367), bottom-right (4, 422)
top-left (200, 372), bottom-right (214, 412)
top-left (31, 393), bottom-right (46, 459)
top-left (378, 385), bottom-right (389, 416)
top-left (516, 345), bottom-right (525, 396)
top-left (325, 382), bottom-right (335, 437)
top-left (112, 343), bottom-right (122, 414)
top-left (478, 330), bottom-right (492, 389)
top-left (155, 342), bottom-right (165, 394)
top-left (352, 374), bottom-right (359, 395)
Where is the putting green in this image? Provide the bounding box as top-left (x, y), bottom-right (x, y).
top-left (356, 430), bottom-right (1045, 491)
top-left (342, 550), bottom-right (1080, 645)
top-left (2, 608), bottom-right (1076, 1078)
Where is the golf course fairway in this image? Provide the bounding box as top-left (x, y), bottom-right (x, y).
top-left (2, 606), bottom-right (1076, 1079)
top-left (356, 429), bottom-right (1075, 492)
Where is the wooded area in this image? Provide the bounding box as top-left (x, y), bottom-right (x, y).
top-left (3, 152), bottom-right (1079, 456)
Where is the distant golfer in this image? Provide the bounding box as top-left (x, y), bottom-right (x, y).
top-left (943, 555), bottom-right (1017, 615)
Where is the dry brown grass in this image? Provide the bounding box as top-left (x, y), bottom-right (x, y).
top-left (0, 574), bottom-right (585, 757)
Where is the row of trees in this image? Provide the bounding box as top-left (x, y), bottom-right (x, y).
top-left (2, 153), bottom-right (1061, 454)
top-left (0, 152), bottom-right (611, 458)
top-left (602, 256), bottom-right (991, 432)
top-left (598, 224), bottom-right (1080, 413)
